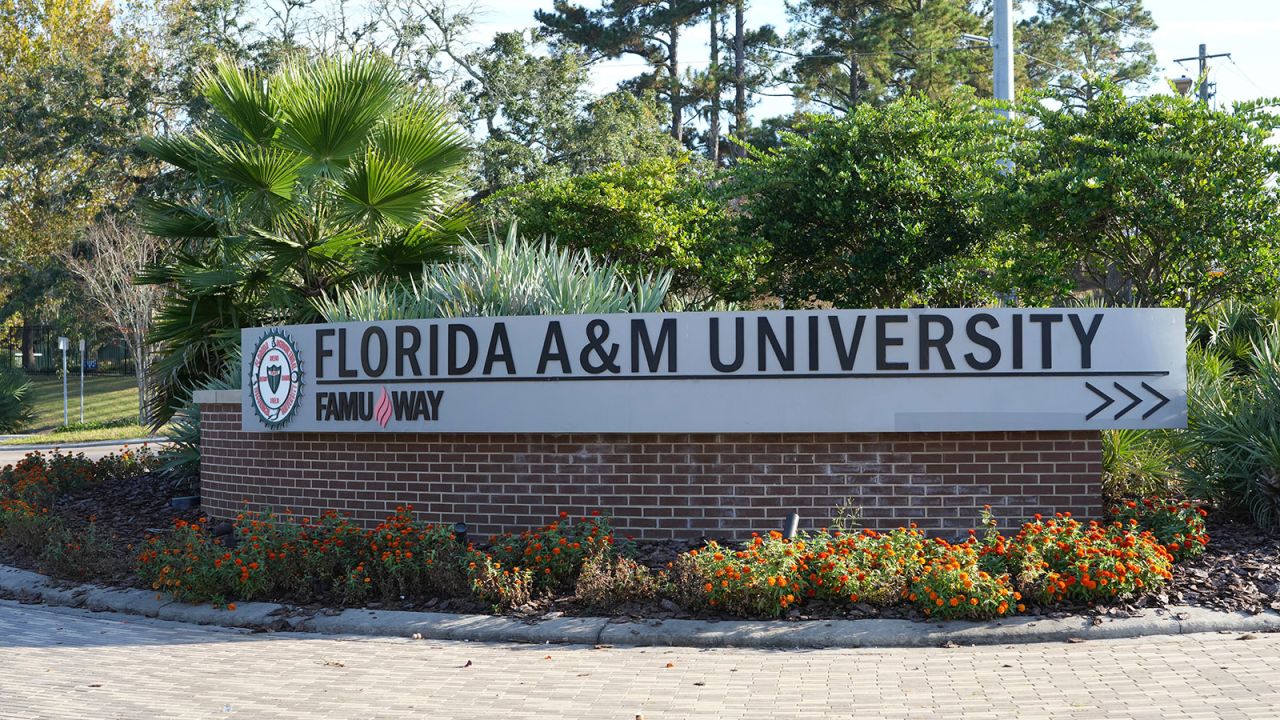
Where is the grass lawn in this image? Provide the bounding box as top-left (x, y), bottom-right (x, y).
top-left (0, 424), bottom-right (157, 446)
top-left (23, 375), bottom-right (143, 433)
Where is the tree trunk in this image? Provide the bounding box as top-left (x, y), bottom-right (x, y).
top-left (670, 22), bottom-right (682, 142)
top-left (709, 2), bottom-right (720, 165)
top-left (733, 0), bottom-right (745, 157)
top-left (849, 53), bottom-right (860, 108)
top-left (20, 319), bottom-right (34, 371)
top-left (132, 336), bottom-right (151, 427)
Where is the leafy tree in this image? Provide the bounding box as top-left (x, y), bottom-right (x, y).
top-left (139, 53), bottom-right (473, 422)
top-left (488, 155), bottom-right (760, 302)
top-left (1019, 0), bottom-right (1157, 105)
top-left (0, 0), bottom-right (154, 368)
top-left (726, 94), bottom-right (1008, 308)
top-left (783, 0), bottom-right (988, 111)
top-left (997, 85), bottom-right (1280, 313)
top-left (537, 0), bottom-right (709, 142)
top-left (455, 30), bottom-right (681, 194)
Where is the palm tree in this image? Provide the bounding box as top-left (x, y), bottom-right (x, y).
top-left (139, 53), bottom-right (472, 423)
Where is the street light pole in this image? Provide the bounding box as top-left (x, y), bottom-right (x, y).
top-left (78, 338), bottom-right (84, 423)
top-left (57, 336), bottom-right (68, 427)
top-left (992, 0), bottom-right (1014, 116)
top-left (1173, 44), bottom-right (1231, 105)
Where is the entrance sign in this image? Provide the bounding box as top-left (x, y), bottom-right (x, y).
top-left (241, 308), bottom-right (1186, 433)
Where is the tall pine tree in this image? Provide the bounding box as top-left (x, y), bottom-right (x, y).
top-left (1019, 0), bottom-right (1157, 105)
top-left (784, 0), bottom-right (987, 111)
top-left (537, 0), bottom-right (709, 142)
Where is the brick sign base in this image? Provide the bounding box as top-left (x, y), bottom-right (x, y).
top-left (197, 401), bottom-right (1102, 540)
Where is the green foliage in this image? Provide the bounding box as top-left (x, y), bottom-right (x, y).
top-left (317, 226), bottom-right (671, 322)
top-left (1100, 429), bottom-right (1179, 503)
top-left (997, 85), bottom-right (1280, 311)
top-left (0, 368), bottom-right (34, 433)
top-left (158, 357), bottom-right (241, 479)
top-left (1189, 298), bottom-right (1280, 373)
top-left (459, 30), bottom-right (681, 193)
top-left (52, 417), bottom-right (139, 434)
top-left (140, 53), bottom-right (473, 424)
top-left (785, 0), bottom-right (990, 110)
top-left (1018, 0), bottom-right (1158, 105)
top-left (727, 95), bottom-right (1008, 308)
top-left (490, 155), bottom-right (759, 300)
top-left (535, 0), bottom-right (708, 141)
top-left (1181, 333), bottom-right (1280, 530)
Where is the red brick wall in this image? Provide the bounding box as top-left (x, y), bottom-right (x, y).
top-left (198, 402), bottom-right (1102, 540)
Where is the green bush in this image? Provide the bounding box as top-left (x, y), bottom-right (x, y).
top-left (0, 368), bottom-right (34, 433)
top-left (489, 155), bottom-right (760, 302)
top-left (317, 227), bottom-right (671, 321)
top-left (1181, 334), bottom-right (1280, 529)
top-left (725, 94), bottom-right (1009, 308)
top-left (1101, 429), bottom-right (1179, 502)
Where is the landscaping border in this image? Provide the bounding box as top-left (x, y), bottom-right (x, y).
top-left (3, 563), bottom-right (1277, 649)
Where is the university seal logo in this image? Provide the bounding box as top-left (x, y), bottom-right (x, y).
top-left (249, 329), bottom-right (303, 428)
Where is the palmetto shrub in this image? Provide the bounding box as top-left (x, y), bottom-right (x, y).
top-left (140, 53), bottom-right (472, 423)
top-left (1181, 332), bottom-right (1280, 529)
top-left (0, 368), bottom-right (34, 433)
top-left (316, 225), bottom-right (671, 321)
top-left (1100, 429), bottom-right (1180, 503)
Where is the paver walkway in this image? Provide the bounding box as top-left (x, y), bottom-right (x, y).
top-left (1, 600), bottom-right (1278, 719)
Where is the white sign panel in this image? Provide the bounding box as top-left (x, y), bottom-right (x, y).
top-left (241, 308), bottom-right (1186, 433)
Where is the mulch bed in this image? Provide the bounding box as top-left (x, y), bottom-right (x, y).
top-left (6, 474), bottom-right (1280, 620)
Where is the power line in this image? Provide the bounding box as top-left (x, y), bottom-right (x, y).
top-left (593, 44), bottom-right (984, 70)
top-left (1074, 0), bottom-right (1130, 28)
top-left (1226, 56), bottom-right (1266, 95)
top-left (1017, 50), bottom-right (1074, 75)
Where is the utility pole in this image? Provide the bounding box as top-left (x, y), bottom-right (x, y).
top-left (992, 0), bottom-right (1014, 116)
top-left (1173, 44), bottom-right (1231, 104)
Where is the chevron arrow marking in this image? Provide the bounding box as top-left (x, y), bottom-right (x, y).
top-left (1113, 382), bottom-right (1142, 419)
top-left (1085, 382), bottom-right (1113, 421)
top-left (1141, 382), bottom-right (1170, 419)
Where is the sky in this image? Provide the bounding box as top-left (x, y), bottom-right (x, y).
top-left (463, 0), bottom-right (1280, 117)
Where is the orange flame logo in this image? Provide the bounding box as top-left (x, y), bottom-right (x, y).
top-left (374, 387), bottom-right (393, 428)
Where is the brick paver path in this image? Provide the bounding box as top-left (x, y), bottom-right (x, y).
top-left (1, 600), bottom-right (1278, 719)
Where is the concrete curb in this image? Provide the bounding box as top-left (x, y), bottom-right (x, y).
top-left (2, 563), bottom-right (1278, 648)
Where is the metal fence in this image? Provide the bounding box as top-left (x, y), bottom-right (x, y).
top-left (0, 325), bottom-right (135, 375)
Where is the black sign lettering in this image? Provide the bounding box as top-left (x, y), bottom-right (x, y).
top-left (918, 314), bottom-right (955, 371)
top-left (483, 323), bottom-right (516, 375)
top-left (537, 321), bottom-right (572, 374)
top-left (758, 316), bottom-right (795, 372)
top-left (829, 315), bottom-right (866, 371)
top-left (1029, 313), bottom-right (1064, 369)
top-left (963, 314), bottom-right (1001, 370)
top-left (1069, 313), bottom-right (1104, 369)
top-left (631, 318), bottom-right (677, 373)
top-left (448, 324), bottom-right (477, 375)
top-left (875, 315), bottom-right (909, 371)
top-left (709, 317), bottom-right (745, 372)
